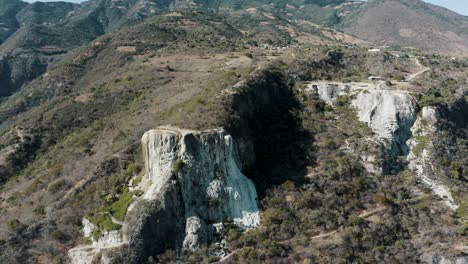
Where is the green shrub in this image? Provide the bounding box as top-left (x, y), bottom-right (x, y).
top-left (132, 174), bottom-right (143, 187)
top-left (413, 136), bottom-right (429, 156)
top-left (456, 202), bottom-right (468, 220)
top-left (334, 96), bottom-right (349, 107)
top-left (50, 230), bottom-right (68, 242)
top-left (33, 205), bottom-right (46, 216)
top-left (7, 219), bottom-right (21, 232)
top-left (173, 159), bottom-right (184, 174)
top-left (207, 197), bottom-right (221, 208)
top-left (87, 214), bottom-right (122, 232)
top-left (47, 179), bottom-right (68, 194)
top-left (110, 191), bottom-right (137, 221)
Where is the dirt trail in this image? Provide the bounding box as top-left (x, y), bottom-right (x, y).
top-left (406, 58), bottom-right (430, 81)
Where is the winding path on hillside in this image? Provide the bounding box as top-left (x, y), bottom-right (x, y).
top-left (406, 58), bottom-right (430, 81)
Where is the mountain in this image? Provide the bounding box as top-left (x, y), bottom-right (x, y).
top-left (0, 0), bottom-right (169, 97)
top-left (0, 1), bottom-right (467, 264)
top-left (338, 0), bottom-right (468, 57)
top-left (0, 0), bottom-right (27, 43)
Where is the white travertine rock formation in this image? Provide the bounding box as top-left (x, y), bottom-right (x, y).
top-left (351, 89), bottom-right (416, 148)
top-left (407, 106), bottom-right (458, 210)
top-left (309, 82), bottom-right (416, 151)
top-left (308, 82), bottom-right (457, 211)
top-left (69, 127), bottom-right (259, 263)
top-left (141, 127), bottom-right (260, 233)
top-left (308, 82), bottom-right (417, 173)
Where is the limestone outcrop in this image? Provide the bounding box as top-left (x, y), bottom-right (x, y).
top-left (69, 127), bottom-right (259, 263)
top-left (308, 82), bottom-right (458, 211)
top-left (407, 107), bottom-right (458, 210)
top-left (309, 82), bottom-right (417, 173)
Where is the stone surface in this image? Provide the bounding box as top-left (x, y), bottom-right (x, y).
top-left (69, 127), bottom-right (259, 263)
top-left (407, 106), bottom-right (458, 210)
top-left (309, 82), bottom-right (457, 211)
top-left (309, 81), bottom-right (417, 173)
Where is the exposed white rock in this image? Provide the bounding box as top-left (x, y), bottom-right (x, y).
top-left (69, 218), bottom-right (125, 264)
top-left (308, 82), bottom-right (457, 210)
top-left (93, 230), bottom-right (122, 248)
top-left (141, 128), bottom-right (180, 200)
top-left (183, 216), bottom-right (204, 250)
top-left (308, 82), bottom-right (416, 147)
top-left (82, 218), bottom-right (95, 238)
top-left (407, 106), bottom-right (458, 210)
top-left (307, 81), bottom-right (417, 173)
top-left (141, 127), bottom-right (260, 232)
top-left (69, 127), bottom-right (260, 263)
top-left (351, 89), bottom-right (416, 147)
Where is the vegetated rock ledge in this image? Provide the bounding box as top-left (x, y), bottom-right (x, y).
top-left (69, 127), bottom-right (260, 264)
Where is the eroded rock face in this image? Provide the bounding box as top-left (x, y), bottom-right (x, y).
top-left (129, 127), bottom-right (259, 262)
top-left (309, 82), bottom-right (417, 173)
top-left (407, 106), bottom-right (458, 210)
top-left (309, 82), bottom-right (459, 211)
top-left (69, 127), bottom-right (260, 263)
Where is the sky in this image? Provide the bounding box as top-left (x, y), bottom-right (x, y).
top-left (423, 0), bottom-right (468, 16)
top-left (22, 0), bottom-right (468, 16)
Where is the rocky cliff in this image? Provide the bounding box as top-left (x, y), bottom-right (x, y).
top-left (309, 81), bottom-right (460, 212)
top-left (310, 81), bottom-right (417, 174)
top-left (407, 106), bottom-right (458, 210)
top-left (69, 127), bottom-right (259, 263)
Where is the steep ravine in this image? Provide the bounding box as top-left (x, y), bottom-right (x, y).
top-left (69, 127), bottom-right (260, 263)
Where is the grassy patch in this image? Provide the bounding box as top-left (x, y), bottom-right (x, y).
top-left (173, 159), bottom-right (184, 174)
top-left (456, 201), bottom-right (468, 220)
top-left (109, 190), bottom-right (138, 222)
top-left (413, 135), bottom-right (430, 156)
top-left (87, 214), bottom-right (122, 233)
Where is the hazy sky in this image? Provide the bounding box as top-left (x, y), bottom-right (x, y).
top-left (23, 0), bottom-right (468, 16)
top-left (423, 0), bottom-right (468, 15)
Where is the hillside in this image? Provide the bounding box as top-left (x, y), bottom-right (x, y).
top-left (0, 1), bottom-right (466, 264)
top-left (339, 0), bottom-right (468, 57)
top-left (0, 0), bottom-right (359, 98)
top-left (0, 0), bottom-right (168, 97)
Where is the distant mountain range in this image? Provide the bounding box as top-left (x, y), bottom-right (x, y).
top-left (339, 0), bottom-right (468, 58)
top-left (0, 0), bottom-right (467, 98)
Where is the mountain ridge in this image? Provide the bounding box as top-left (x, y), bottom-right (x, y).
top-left (338, 0), bottom-right (468, 57)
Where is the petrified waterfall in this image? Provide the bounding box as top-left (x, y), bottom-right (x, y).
top-left (69, 127), bottom-right (259, 263)
top-left (308, 81), bottom-right (457, 210)
top-left (140, 127), bottom-right (260, 249)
